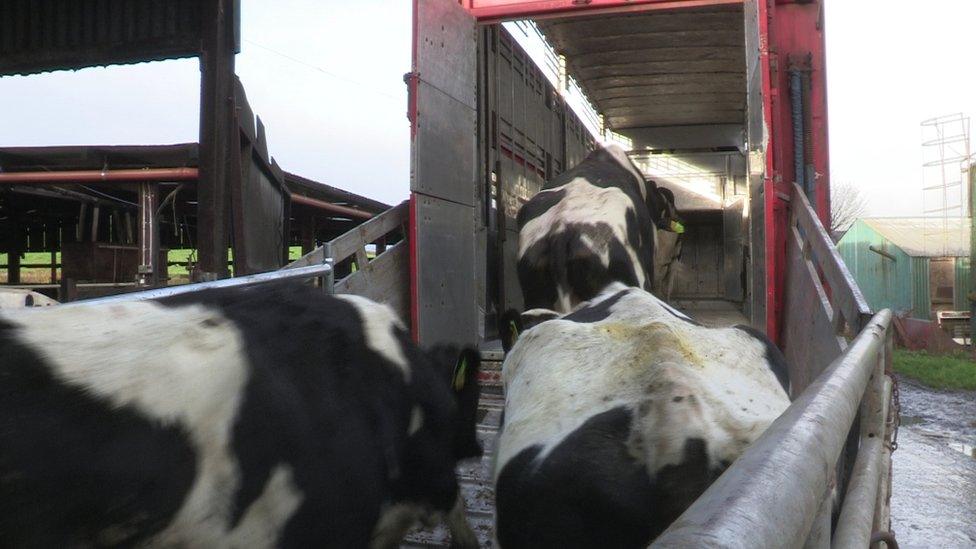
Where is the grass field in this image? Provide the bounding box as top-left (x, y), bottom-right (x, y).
top-left (893, 350), bottom-right (976, 391)
top-left (1, 247), bottom-right (308, 283)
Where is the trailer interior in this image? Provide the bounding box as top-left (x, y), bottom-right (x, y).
top-left (409, 0), bottom-right (769, 349)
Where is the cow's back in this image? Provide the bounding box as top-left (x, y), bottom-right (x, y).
top-left (0, 285), bottom-right (418, 548)
top-left (493, 287), bottom-right (790, 547)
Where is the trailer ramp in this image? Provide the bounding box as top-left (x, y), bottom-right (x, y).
top-left (404, 184), bottom-right (898, 548)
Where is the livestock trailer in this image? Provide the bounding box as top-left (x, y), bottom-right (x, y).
top-left (399, 0), bottom-right (899, 546)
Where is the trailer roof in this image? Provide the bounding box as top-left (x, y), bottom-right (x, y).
top-left (537, 4), bottom-right (745, 132)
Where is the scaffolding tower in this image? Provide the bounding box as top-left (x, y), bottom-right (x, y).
top-left (921, 113), bottom-right (970, 257)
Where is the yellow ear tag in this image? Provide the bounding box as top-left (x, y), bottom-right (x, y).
top-left (509, 320), bottom-right (520, 341)
top-left (452, 356), bottom-right (468, 392)
top-left (670, 220), bottom-right (685, 234)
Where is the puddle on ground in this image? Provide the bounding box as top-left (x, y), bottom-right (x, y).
top-left (891, 379), bottom-right (976, 548)
top-left (899, 414), bottom-right (924, 426)
top-left (949, 441), bottom-right (976, 459)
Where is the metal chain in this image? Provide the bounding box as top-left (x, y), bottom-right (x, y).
top-left (889, 370), bottom-right (901, 453)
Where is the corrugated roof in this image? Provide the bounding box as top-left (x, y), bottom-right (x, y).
top-left (862, 217), bottom-right (971, 258)
top-left (0, 0), bottom-right (208, 77)
top-left (537, 4), bottom-right (745, 132)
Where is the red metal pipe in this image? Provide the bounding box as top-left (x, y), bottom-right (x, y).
top-left (464, 0), bottom-right (742, 23)
top-left (289, 193), bottom-right (374, 220)
top-left (0, 167), bottom-right (199, 184)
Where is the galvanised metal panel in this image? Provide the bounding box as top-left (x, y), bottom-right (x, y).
top-left (724, 197), bottom-right (746, 302)
top-left (412, 0), bottom-right (478, 345)
top-left (413, 84), bottom-right (478, 207)
top-left (415, 0), bottom-right (477, 110)
top-left (955, 257), bottom-right (971, 311)
top-left (415, 194), bottom-right (478, 345)
top-left (911, 256), bottom-right (931, 320)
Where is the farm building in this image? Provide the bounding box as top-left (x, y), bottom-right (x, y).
top-left (837, 217), bottom-right (971, 319)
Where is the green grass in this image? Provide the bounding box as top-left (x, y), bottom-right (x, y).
top-left (893, 350), bottom-right (976, 391)
top-left (3, 246), bottom-right (319, 282)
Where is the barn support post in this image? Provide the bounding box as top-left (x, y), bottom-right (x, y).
top-left (137, 182), bottom-right (160, 287)
top-left (7, 232), bottom-right (21, 285)
top-left (321, 241), bottom-right (335, 294)
top-left (300, 215), bottom-right (316, 255)
top-left (196, 0), bottom-right (237, 281)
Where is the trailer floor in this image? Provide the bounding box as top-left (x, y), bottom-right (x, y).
top-left (673, 299), bottom-right (749, 328)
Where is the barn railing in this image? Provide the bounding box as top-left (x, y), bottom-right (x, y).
top-left (651, 308), bottom-right (895, 548)
top-left (59, 201), bottom-right (408, 314)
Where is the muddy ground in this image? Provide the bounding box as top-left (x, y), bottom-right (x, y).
top-left (890, 377), bottom-right (976, 548)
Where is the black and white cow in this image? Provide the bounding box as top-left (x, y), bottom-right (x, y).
top-left (516, 145), bottom-right (683, 313)
top-left (493, 283), bottom-right (790, 548)
top-left (0, 284), bottom-right (482, 548)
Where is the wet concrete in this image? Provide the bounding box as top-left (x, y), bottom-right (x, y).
top-left (890, 377), bottom-right (976, 548)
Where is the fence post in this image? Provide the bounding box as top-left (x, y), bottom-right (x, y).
top-left (321, 241), bottom-right (335, 294)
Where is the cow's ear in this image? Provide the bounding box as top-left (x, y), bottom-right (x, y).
top-left (498, 309), bottom-right (523, 354)
top-left (451, 347), bottom-right (482, 460)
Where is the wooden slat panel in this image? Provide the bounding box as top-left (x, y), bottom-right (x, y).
top-left (335, 243), bottom-right (409, 324)
top-left (791, 183), bottom-right (872, 330)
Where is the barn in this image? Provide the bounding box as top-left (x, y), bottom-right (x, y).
top-left (837, 217), bottom-right (971, 320)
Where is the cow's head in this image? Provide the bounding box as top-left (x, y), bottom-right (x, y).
top-left (373, 345), bottom-right (481, 548)
top-left (642, 181), bottom-right (684, 297)
top-left (499, 308), bottom-right (561, 354)
top-left (389, 344), bottom-right (481, 516)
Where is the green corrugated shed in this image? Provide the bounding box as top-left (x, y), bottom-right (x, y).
top-left (911, 257), bottom-right (931, 320)
top-left (956, 257), bottom-right (972, 311)
top-left (837, 217), bottom-right (970, 320)
top-left (837, 220), bottom-right (915, 316)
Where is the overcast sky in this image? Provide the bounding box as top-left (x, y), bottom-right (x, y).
top-left (1, 0), bottom-right (974, 215)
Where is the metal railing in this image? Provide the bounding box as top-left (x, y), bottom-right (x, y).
top-left (652, 309), bottom-right (894, 548)
top-left (58, 263), bottom-right (334, 307)
top-left (50, 201), bottom-right (407, 310)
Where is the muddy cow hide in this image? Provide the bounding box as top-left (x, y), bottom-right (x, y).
top-left (516, 145), bottom-right (682, 313)
top-left (493, 283), bottom-right (790, 548)
top-left (0, 284), bottom-right (482, 549)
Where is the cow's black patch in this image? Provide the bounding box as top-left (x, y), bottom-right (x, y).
top-left (0, 319), bottom-right (197, 547)
top-left (563, 290), bottom-right (627, 323)
top-left (516, 188), bottom-right (567, 228)
top-left (159, 284), bottom-right (475, 547)
top-left (496, 407), bottom-right (725, 548)
top-left (517, 222), bottom-right (640, 311)
top-left (734, 324), bottom-right (791, 394)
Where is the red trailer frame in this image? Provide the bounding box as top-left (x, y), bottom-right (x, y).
top-left (409, 0), bottom-right (831, 344)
